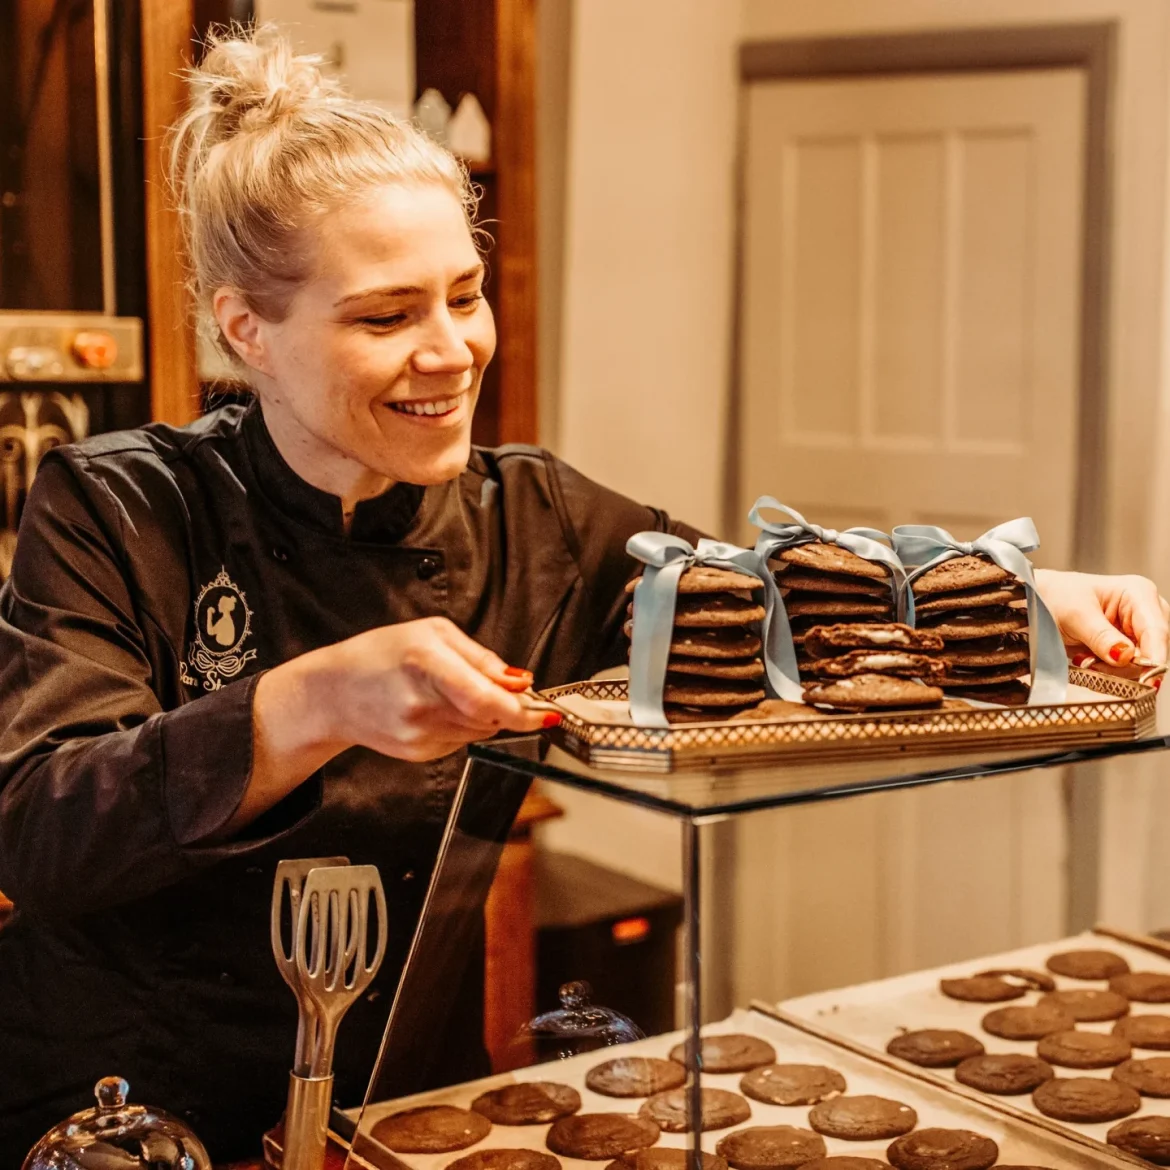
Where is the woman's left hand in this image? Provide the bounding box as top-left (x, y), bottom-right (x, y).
top-left (1034, 568), bottom-right (1170, 665)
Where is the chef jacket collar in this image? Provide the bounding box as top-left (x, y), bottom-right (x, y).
top-left (242, 398), bottom-right (426, 543)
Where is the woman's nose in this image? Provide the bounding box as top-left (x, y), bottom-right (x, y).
top-left (413, 309), bottom-right (473, 374)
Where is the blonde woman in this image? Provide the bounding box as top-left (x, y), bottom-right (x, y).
top-left (0, 26), bottom-right (1162, 1162)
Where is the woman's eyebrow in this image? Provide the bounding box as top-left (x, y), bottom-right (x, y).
top-left (333, 264), bottom-right (485, 309)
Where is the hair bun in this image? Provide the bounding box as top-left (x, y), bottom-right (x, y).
top-left (188, 23), bottom-right (339, 146)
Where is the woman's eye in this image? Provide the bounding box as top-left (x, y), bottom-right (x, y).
top-left (360, 314), bottom-right (408, 329)
top-left (450, 292), bottom-right (484, 310)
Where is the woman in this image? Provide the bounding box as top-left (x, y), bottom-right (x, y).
top-left (0, 27), bottom-right (1163, 1163)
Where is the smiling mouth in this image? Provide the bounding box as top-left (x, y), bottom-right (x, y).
top-left (387, 395), bottom-right (463, 418)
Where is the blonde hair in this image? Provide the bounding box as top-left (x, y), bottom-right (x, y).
top-left (169, 24), bottom-right (477, 364)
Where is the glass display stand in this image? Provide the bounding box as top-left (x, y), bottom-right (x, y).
top-left (344, 727), bottom-right (1170, 1170)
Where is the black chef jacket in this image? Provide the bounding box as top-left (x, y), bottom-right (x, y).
top-left (0, 400), bottom-right (700, 1162)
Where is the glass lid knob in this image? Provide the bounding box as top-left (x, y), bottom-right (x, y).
top-left (515, 981), bottom-right (644, 1059)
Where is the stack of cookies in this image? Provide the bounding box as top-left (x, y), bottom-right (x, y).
top-left (910, 555), bottom-right (1030, 700)
top-left (800, 623), bottom-right (948, 711)
top-left (625, 566), bottom-right (767, 723)
top-left (766, 542), bottom-right (897, 677)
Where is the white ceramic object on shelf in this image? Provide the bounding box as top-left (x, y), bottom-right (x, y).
top-left (413, 87), bottom-right (451, 146)
top-left (448, 93), bottom-right (492, 165)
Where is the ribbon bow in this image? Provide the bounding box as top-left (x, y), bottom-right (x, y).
top-left (625, 532), bottom-right (802, 728)
top-left (749, 493), bottom-right (910, 645)
top-left (892, 519), bottom-right (1068, 705)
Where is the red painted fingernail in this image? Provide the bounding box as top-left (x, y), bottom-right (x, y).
top-left (1109, 642), bottom-right (1129, 663)
top-left (541, 712), bottom-right (562, 728)
top-left (1154, 677), bottom-right (1163, 691)
top-left (1072, 653), bottom-right (1090, 667)
top-left (504, 666), bottom-right (532, 678)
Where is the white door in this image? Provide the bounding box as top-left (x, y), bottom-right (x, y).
top-left (731, 68), bottom-right (1086, 1003)
top-left (736, 68), bottom-right (1085, 565)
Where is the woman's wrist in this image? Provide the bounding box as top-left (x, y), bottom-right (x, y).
top-left (255, 645), bottom-right (355, 758)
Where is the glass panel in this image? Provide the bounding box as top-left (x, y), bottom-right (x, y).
top-left (465, 730), bottom-right (1170, 816)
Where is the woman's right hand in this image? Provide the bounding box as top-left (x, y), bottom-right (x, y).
top-left (232, 618), bottom-right (554, 835)
top-left (311, 616), bottom-right (554, 760)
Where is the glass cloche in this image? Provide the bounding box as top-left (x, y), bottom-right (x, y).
top-left (22, 1076), bottom-right (211, 1170)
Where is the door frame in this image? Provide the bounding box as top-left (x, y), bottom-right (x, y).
top-left (728, 22), bottom-right (1116, 576)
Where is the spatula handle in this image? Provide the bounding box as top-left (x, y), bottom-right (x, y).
top-left (283, 1070), bottom-right (333, 1170)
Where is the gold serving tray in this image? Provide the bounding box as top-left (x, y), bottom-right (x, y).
top-left (541, 669), bottom-right (1157, 773)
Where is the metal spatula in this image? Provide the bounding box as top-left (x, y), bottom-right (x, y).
top-left (271, 856), bottom-right (348, 1076)
top-left (297, 864), bottom-right (388, 1079)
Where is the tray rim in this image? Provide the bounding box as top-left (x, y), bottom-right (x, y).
top-left (540, 668), bottom-right (1157, 773)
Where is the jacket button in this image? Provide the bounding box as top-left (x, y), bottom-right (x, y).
top-left (219, 971), bottom-right (234, 986)
top-left (416, 556), bottom-right (440, 581)
top-left (271, 546), bottom-right (290, 563)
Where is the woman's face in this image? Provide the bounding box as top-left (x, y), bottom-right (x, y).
top-left (221, 182), bottom-right (495, 498)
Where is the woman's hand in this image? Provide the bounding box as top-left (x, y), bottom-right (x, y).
top-left (1034, 568), bottom-right (1170, 665)
top-left (310, 617), bottom-right (553, 760)
top-left (226, 619), bottom-right (553, 835)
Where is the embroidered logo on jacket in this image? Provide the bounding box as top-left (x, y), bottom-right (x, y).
top-left (180, 567), bottom-right (258, 691)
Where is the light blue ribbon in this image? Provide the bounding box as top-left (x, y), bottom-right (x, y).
top-left (891, 519), bottom-right (1069, 705)
top-left (625, 532), bottom-right (802, 728)
top-left (748, 497), bottom-right (910, 619)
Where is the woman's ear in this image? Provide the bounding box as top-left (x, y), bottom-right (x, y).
top-left (213, 287), bottom-right (273, 376)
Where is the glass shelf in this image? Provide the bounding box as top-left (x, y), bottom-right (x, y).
top-left (468, 728), bottom-right (1170, 818)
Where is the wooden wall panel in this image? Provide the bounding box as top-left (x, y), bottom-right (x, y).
top-left (141, 0), bottom-right (200, 426)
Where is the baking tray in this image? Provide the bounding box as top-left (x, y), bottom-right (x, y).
top-left (780, 928), bottom-right (1170, 1164)
top-left (343, 1006), bottom-right (1139, 1170)
top-left (541, 670), bottom-right (1157, 772)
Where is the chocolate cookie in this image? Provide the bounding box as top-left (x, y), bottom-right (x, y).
top-left (914, 585), bottom-right (1025, 615)
top-left (1113, 1056), bottom-right (1170, 1097)
top-left (448, 1152), bottom-right (562, 1170)
top-left (940, 975), bottom-right (1026, 1004)
top-left (807, 1096), bottom-right (918, 1141)
top-left (810, 652), bottom-right (946, 682)
top-left (638, 1088), bottom-right (751, 1133)
top-left (668, 1034), bottom-right (776, 1073)
top-left (1107, 1117), bottom-right (1170, 1165)
top-left (1037, 1030), bottom-right (1132, 1069)
top-left (1033, 1076), bottom-right (1141, 1123)
top-left (918, 611), bottom-right (1028, 640)
top-left (739, 1064), bottom-right (847, 1107)
top-left (945, 642), bottom-right (1030, 668)
top-left (675, 567), bottom-right (763, 595)
top-left (773, 542), bottom-right (890, 582)
top-left (586, 1057), bottom-right (686, 1098)
top-left (1111, 972), bottom-right (1170, 1003)
top-left (607, 1150), bottom-right (726, 1170)
top-left (801, 1161), bottom-right (892, 1170)
top-left (372, 1105), bottom-right (493, 1153)
top-left (945, 681), bottom-right (1031, 707)
top-left (1038, 989), bottom-right (1131, 1022)
top-left (955, 1054), bottom-right (1054, 1095)
top-left (666, 629), bottom-right (763, 660)
top-left (665, 704), bottom-right (753, 725)
top-left (729, 699), bottom-right (830, 722)
top-left (886, 1129), bottom-right (998, 1170)
top-left (937, 662), bottom-right (1029, 687)
top-left (1047, 949), bottom-right (1130, 980)
top-left (671, 596), bottom-right (767, 628)
top-left (803, 623), bottom-right (944, 656)
top-left (886, 1030), bottom-right (984, 1068)
top-left (662, 681), bottom-right (767, 708)
top-left (974, 968), bottom-right (1056, 992)
top-left (546, 1115), bottom-right (660, 1160)
top-left (715, 1125), bottom-right (827, 1170)
top-left (774, 567), bottom-right (891, 597)
top-left (668, 658), bottom-right (765, 681)
top-left (784, 596), bottom-right (893, 619)
top-left (1114, 1014), bottom-right (1170, 1050)
top-left (472, 1083), bottom-right (582, 1125)
top-left (982, 1003), bottom-right (1076, 1040)
top-left (803, 674), bottom-right (943, 711)
top-left (911, 556), bottom-right (1014, 596)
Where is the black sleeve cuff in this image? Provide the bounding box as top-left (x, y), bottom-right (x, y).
top-left (160, 672), bottom-right (321, 848)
